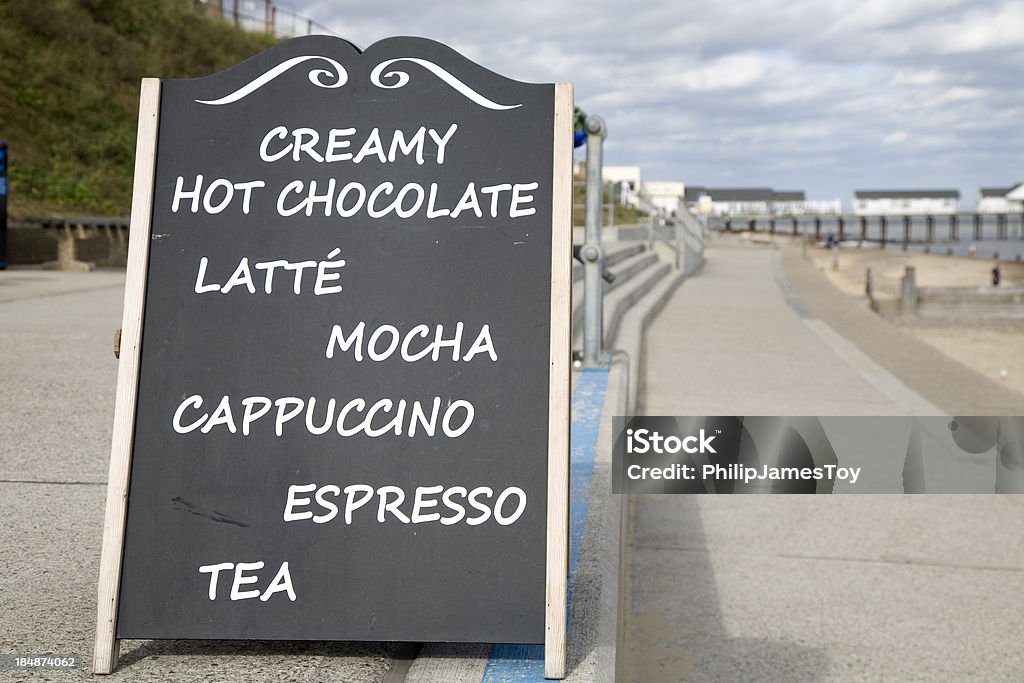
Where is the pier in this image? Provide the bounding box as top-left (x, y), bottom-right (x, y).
top-left (708, 212), bottom-right (1024, 260)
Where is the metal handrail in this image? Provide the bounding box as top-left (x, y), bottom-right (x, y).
top-left (195, 0), bottom-right (340, 38)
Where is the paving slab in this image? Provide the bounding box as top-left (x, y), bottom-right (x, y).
top-left (638, 248), bottom-right (911, 417)
top-left (0, 272), bottom-right (122, 485)
top-left (626, 243), bottom-right (1024, 682)
top-left (629, 502), bottom-right (1024, 682)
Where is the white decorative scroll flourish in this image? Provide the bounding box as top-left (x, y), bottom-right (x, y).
top-left (370, 58), bottom-right (522, 111)
top-left (195, 55), bottom-right (348, 105)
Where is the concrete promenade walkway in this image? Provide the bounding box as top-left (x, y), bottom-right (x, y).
top-left (624, 241), bottom-right (1024, 681)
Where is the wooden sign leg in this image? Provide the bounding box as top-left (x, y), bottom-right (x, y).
top-left (544, 82), bottom-right (573, 681)
top-left (94, 77), bottom-right (161, 674)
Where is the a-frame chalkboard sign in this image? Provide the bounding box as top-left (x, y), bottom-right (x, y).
top-left (94, 36), bottom-right (572, 678)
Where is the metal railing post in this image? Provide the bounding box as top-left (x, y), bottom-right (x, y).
top-left (582, 115), bottom-right (607, 366)
top-left (674, 219), bottom-right (681, 270)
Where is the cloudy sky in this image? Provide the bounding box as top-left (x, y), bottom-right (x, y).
top-left (283, 0), bottom-right (1022, 207)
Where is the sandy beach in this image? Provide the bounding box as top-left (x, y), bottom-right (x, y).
top-left (808, 245), bottom-right (1024, 398)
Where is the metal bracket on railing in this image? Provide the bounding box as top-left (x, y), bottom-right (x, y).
top-left (573, 245), bottom-right (615, 283)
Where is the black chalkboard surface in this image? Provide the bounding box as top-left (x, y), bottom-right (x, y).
top-left (95, 36), bottom-right (572, 671)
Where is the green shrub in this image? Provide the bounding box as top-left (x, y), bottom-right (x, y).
top-left (0, 0), bottom-right (277, 218)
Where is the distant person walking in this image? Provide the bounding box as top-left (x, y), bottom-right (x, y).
top-left (825, 232), bottom-right (839, 271)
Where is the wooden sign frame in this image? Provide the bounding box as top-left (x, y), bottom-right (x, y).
top-left (95, 61), bottom-right (572, 677)
top-left (94, 77), bottom-right (160, 676)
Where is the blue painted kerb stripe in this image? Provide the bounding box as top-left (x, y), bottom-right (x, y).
top-left (482, 367), bottom-right (610, 682)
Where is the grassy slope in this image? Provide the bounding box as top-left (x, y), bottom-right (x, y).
top-left (572, 177), bottom-right (649, 226)
top-left (0, 0), bottom-right (276, 219)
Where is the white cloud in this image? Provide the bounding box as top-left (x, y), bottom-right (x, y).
top-left (675, 53), bottom-right (772, 91)
top-left (289, 0), bottom-right (1024, 202)
top-left (891, 68), bottom-right (944, 86)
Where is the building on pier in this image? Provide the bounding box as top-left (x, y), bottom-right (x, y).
top-left (853, 190), bottom-right (960, 215)
top-left (682, 187), bottom-right (840, 216)
top-left (977, 184), bottom-right (1024, 213)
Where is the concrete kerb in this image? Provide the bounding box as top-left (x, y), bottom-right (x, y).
top-left (592, 248), bottom-right (697, 678)
top-left (563, 359), bottom-right (627, 683)
top-left (570, 250), bottom-right (697, 678)
top-left (612, 264), bottom-right (693, 415)
top-left (602, 262), bottom-right (672, 351)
